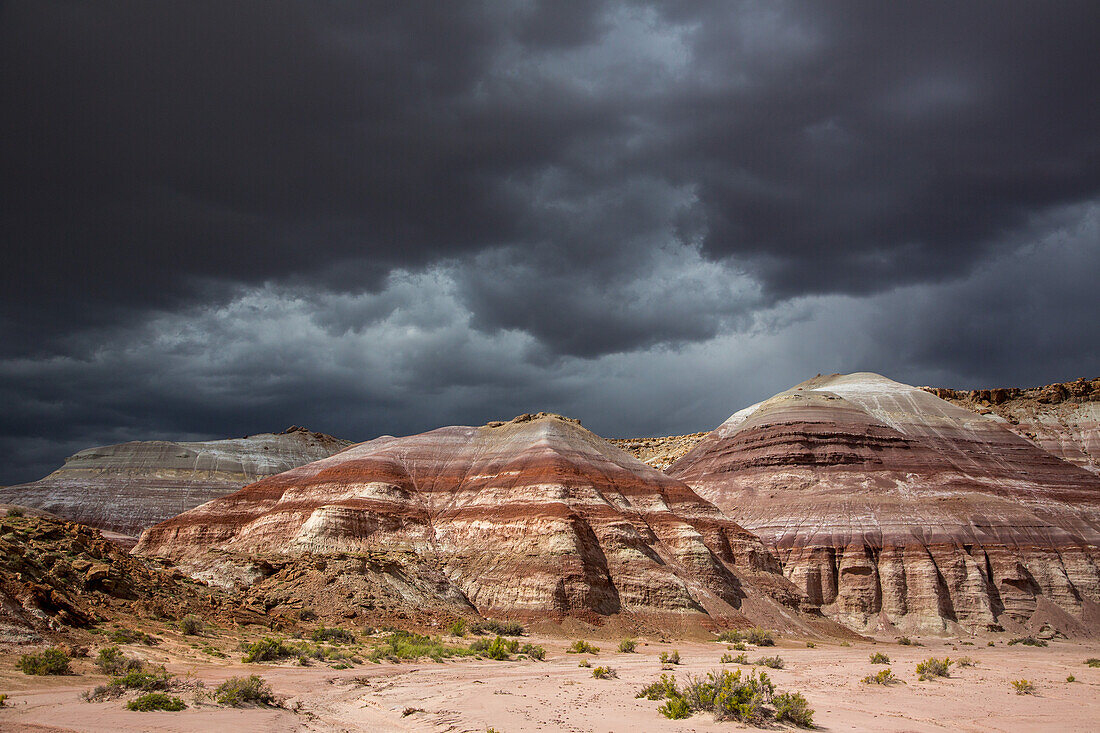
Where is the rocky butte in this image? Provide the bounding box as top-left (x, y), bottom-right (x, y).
top-left (136, 413), bottom-right (842, 633)
top-left (667, 372), bottom-right (1100, 636)
top-left (0, 427), bottom-right (351, 539)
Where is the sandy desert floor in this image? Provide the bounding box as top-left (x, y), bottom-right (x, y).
top-left (1, 634), bottom-right (1098, 733)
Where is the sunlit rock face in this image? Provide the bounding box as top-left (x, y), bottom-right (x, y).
top-left (136, 414), bottom-right (817, 625)
top-left (0, 427), bottom-right (351, 537)
top-left (668, 373), bottom-right (1100, 635)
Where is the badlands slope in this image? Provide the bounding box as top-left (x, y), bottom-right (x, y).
top-left (0, 427), bottom-right (351, 537)
top-left (668, 373), bottom-right (1100, 635)
top-left (136, 413), bottom-right (840, 632)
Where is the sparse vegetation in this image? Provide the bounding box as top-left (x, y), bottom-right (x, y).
top-left (637, 669), bottom-right (813, 726)
top-left (715, 630), bottom-right (744, 643)
top-left (214, 675), bottom-right (274, 706)
top-left (805, 641), bottom-right (816, 648)
top-left (112, 666), bottom-right (172, 691)
top-left (242, 637), bottom-right (293, 663)
top-left (1067, 675), bottom-right (1076, 683)
top-left (520, 643), bottom-right (545, 660)
top-left (95, 646), bottom-right (141, 675)
top-left (17, 647), bottom-right (71, 675)
top-left (659, 695), bottom-right (692, 719)
top-left (953, 656), bottom-right (975, 668)
top-left (773, 691), bottom-right (815, 727)
top-left (1011, 679), bottom-right (1036, 695)
top-left (637, 673), bottom-right (678, 700)
top-left (469, 635), bottom-right (519, 660)
top-left (578, 659), bottom-right (591, 668)
top-left (447, 618), bottom-right (468, 637)
top-left (1007, 636), bottom-right (1047, 647)
top-left (591, 666), bottom-right (617, 679)
top-left (862, 669), bottom-right (902, 685)
top-left (0, 693), bottom-right (8, 707)
top-left (720, 653), bottom-right (734, 663)
top-left (1086, 658), bottom-right (1100, 668)
top-left (311, 627), bottom-right (356, 644)
top-left (108, 628), bottom-right (159, 646)
top-left (659, 650), bottom-right (681, 666)
top-left (916, 657), bottom-right (951, 680)
top-left (469, 619), bottom-right (525, 636)
top-left (746, 628), bottom-right (775, 646)
top-left (567, 639), bottom-right (599, 654)
top-left (618, 638), bottom-right (637, 653)
top-left (870, 652), bottom-right (891, 664)
top-left (756, 655), bottom-right (784, 669)
top-left (126, 692), bottom-right (186, 711)
top-left (370, 630), bottom-right (474, 662)
top-left (178, 614), bottom-right (204, 636)
top-left (898, 636), bottom-right (918, 646)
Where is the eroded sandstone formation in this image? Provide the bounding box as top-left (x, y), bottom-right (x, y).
top-left (668, 373), bottom-right (1100, 635)
top-left (609, 433), bottom-right (709, 470)
top-left (923, 377), bottom-right (1100, 474)
top-left (136, 414), bottom-right (830, 630)
top-left (0, 427), bottom-right (352, 537)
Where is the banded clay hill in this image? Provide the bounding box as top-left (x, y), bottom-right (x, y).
top-left (136, 413), bottom-right (843, 634)
top-left (667, 372), bottom-right (1100, 636)
top-left (0, 427), bottom-right (351, 538)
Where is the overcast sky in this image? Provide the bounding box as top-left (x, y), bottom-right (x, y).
top-left (2, 1), bottom-right (1098, 483)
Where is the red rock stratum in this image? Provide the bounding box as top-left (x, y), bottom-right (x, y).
top-left (668, 372), bottom-right (1100, 635)
top-left (136, 413), bottom-right (835, 630)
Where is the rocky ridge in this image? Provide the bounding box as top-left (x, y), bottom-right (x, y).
top-left (668, 372), bottom-right (1100, 636)
top-left (0, 427), bottom-right (352, 537)
top-left (608, 433), bottom-right (709, 470)
top-left (136, 414), bottom-right (840, 633)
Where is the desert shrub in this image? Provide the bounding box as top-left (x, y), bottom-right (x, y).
top-left (215, 675), bottom-right (274, 706)
top-left (578, 659), bottom-right (591, 667)
top-left (591, 666), bottom-right (617, 679)
top-left (402, 706), bottom-right (424, 716)
top-left (520, 643), bottom-right (545, 660)
top-left (897, 636), bottom-right (915, 646)
top-left (870, 652), bottom-right (891, 664)
top-left (746, 628), bottom-right (775, 646)
top-left (1007, 636), bottom-right (1047, 647)
top-left (988, 641), bottom-right (995, 647)
top-left (731, 641), bottom-right (747, 651)
top-left (95, 646), bottom-right (141, 675)
top-left (637, 673), bottom-right (679, 700)
top-left (773, 691), bottom-right (814, 727)
top-left (953, 656), bottom-right (975, 668)
top-left (659, 650), bottom-right (681, 665)
top-left (1086, 658), bottom-right (1100, 668)
top-left (17, 647), bottom-right (71, 675)
top-left (658, 695), bottom-right (692, 719)
top-left (705, 669), bottom-right (775, 723)
top-left (618, 638), bottom-right (637, 653)
top-left (715, 630), bottom-right (744, 643)
top-left (242, 637), bottom-right (293, 663)
top-left (0, 693), bottom-right (6, 707)
top-left (469, 620), bottom-right (525, 636)
top-left (916, 657), bottom-right (950, 680)
top-left (468, 635), bottom-right (519, 660)
top-left (311, 627), bottom-right (356, 644)
top-left (720, 653), bottom-right (734, 663)
top-left (756, 655), bottom-right (784, 669)
top-left (1067, 675), bottom-right (1076, 682)
top-left (733, 653), bottom-right (750, 664)
top-left (1011, 679), bottom-right (1035, 695)
top-left (567, 639), bottom-right (599, 654)
top-left (805, 641), bottom-right (816, 648)
top-left (126, 692), bottom-right (186, 711)
top-left (112, 665), bottom-right (172, 691)
top-left (370, 631), bottom-right (473, 662)
top-left (178, 615), bottom-right (204, 636)
top-left (109, 628), bottom-right (158, 646)
top-left (862, 669), bottom-right (902, 685)
top-left (447, 619), bottom-right (468, 637)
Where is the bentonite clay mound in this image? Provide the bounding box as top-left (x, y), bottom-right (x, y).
top-left (0, 427), bottom-right (352, 537)
top-left (924, 377), bottom-right (1100, 475)
top-left (668, 372), bottom-right (1100, 636)
top-left (136, 413), bottom-right (839, 632)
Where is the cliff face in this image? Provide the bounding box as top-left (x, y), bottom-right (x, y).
top-left (136, 414), bottom-right (825, 628)
top-left (608, 433), bottom-right (709, 470)
top-left (0, 427), bottom-right (352, 537)
top-left (668, 373), bottom-right (1100, 635)
top-left (923, 377), bottom-right (1100, 475)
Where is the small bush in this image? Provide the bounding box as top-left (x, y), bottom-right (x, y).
top-left (370, 630), bottom-right (474, 662)
top-left (242, 637), bottom-right (293, 663)
top-left (805, 641), bottom-right (815, 648)
top-left (578, 659), bottom-right (591, 668)
top-left (916, 657), bottom-right (950, 680)
top-left (215, 675), bottom-right (274, 706)
top-left (637, 673), bottom-right (678, 700)
top-left (447, 619), bottom-right (468, 637)
top-left (17, 648), bottom-right (71, 675)
top-left (659, 650), bottom-right (681, 665)
top-left (953, 656), bottom-right (975, 668)
top-left (773, 691), bottom-right (814, 727)
top-left (1086, 658), bottom-right (1100, 668)
top-left (108, 628), bottom-right (158, 646)
top-left (756, 655), bottom-right (784, 669)
top-left (699, 669), bottom-right (775, 724)
top-left (1011, 679), bottom-right (1035, 695)
top-left (862, 669), bottom-right (902, 685)
top-left (178, 615), bottom-right (204, 636)
top-left (731, 641), bottom-right (747, 651)
top-left (720, 653), bottom-right (734, 663)
top-left (519, 643), bottom-right (545, 660)
top-left (469, 620), bottom-right (525, 636)
top-left (95, 646), bottom-right (141, 675)
top-left (0, 693), bottom-right (7, 706)
top-left (733, 653), bottom-right (750, 664)
top-left (715, 630), bottom-right (744, 643)
top-left (591, 666), bottom-right (617, 679)
top-left (469, 635), bottom-right (519, 661)
top-left (126, 693), bottom-right (186, 712)
top-left (1007, 636), bottom-right (1047, 647)
top-left (897, 636), bottom-right (915, 646)
top-left (1067, 675), bottom-right (1076, 683)
top-left (870, 652), bottom-right (891, 664)
top-left (112, 666), bottom-right (171, 691)
top-left (659, 695), bottom-right (692, 719)
top-left (618, 638), bottom-right (637, 653)
top-left (567, 640), bottom-right (599, 654)
top-left (746, 628), bottom-right (775, 646)
top-left (311, 627), bottom-right (356, 644)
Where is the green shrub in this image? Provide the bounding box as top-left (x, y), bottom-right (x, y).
top-left (1087, 658), bottom-right (1100, 668)
top-left (805, 641), bottom-right (816, 648)
top-left (178, 615), bottom-right (204, 636)
top-left (447, 619), bottom-right (468, 637)
top-left (870, 652), bottom-right (890, 664)
top-left (520, 643), bottom-right (545, 660)
top-left (108, 628), bottom-right (158, 646)
top-left (862, 669), bottom-right (901, 685)
top-left (96, 646), bottom-right (140, 675)
top-left (693, 669), bottom-right (775, 724)
top-left (953, 656), bottom-right (975, 668)
top-left (369, 631), bottom-right (473, 662)
top-left (242, 637), bottom-right (293, 663)
top-left (112, 666), bottom-right (171, 691)
top-left (715, 630), bottom-right (744, 643)
top-left (215, 675), bottom-right (274, 706)
top-left (731, 641), bottom-right (747, 651)
top-left (659, 696), bottom-right (692, 719)
top-left (1007, 636), bottom-right (1046, 647)
top-left (756, 655), bottom-right (784, 669)
top-left (636, 673), bottom-right (678, 700)
top-left (469, 620), bottom-right (525, 636)
top-left (745, 628), bottom-right (774, 646)
top-left (0, 693), bottom-right (7, 706)
top-left (916, 657), bottom-right (950, 680)
top-left (773, 691), bottom-right (814, 727)
top-left (311, 627), bottom-right (356, 644)
top-left (591, 666), bottom-right (617, 679)
top-left (1011, 679), bottom-right (1035, 695)
top-left (578, 659), bottom-right (591, 668)
top-left (897, 636), bottom-right (915, 646)
top-left (1067, 675), bottom-right (1076, 683)
top-left (720, 653), bottom-right (734, 663)
top-left (126, 693), bottom-right (186, 711)
top-left (468, 635), bottom-right (519, 660)
top-left (567, 640), bottom-right (599, 654)
top-left (618, 638), bottom-right (637, 653)
top-left (659, 650), bottom-right (680, 665)
top-left (17, 648), bottom-right (71, 675)
top-left (733, 653), bottom-right (750, 664)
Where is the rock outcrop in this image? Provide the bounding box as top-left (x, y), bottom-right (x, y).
top-left (668, 373), bottom-right (1100, 635)
top-left (0, 427), bottom-right (352, 537)
top-left (136, 414), bottom-right (831, 630)
top-left (609, 433), bottom-right (709, 470)
top-left (923, 377), bottom-right (1100, 475)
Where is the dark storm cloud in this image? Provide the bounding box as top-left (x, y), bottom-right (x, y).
top-left (2, 1), bottom-right (1098, 483)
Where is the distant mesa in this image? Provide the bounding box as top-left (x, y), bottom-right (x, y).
top-left (136, 413), bottom-right (841, 632)
top-left (668, 372), bottom-right (1100, 635)
top-left (0, 428), bottom-right (352, 538)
